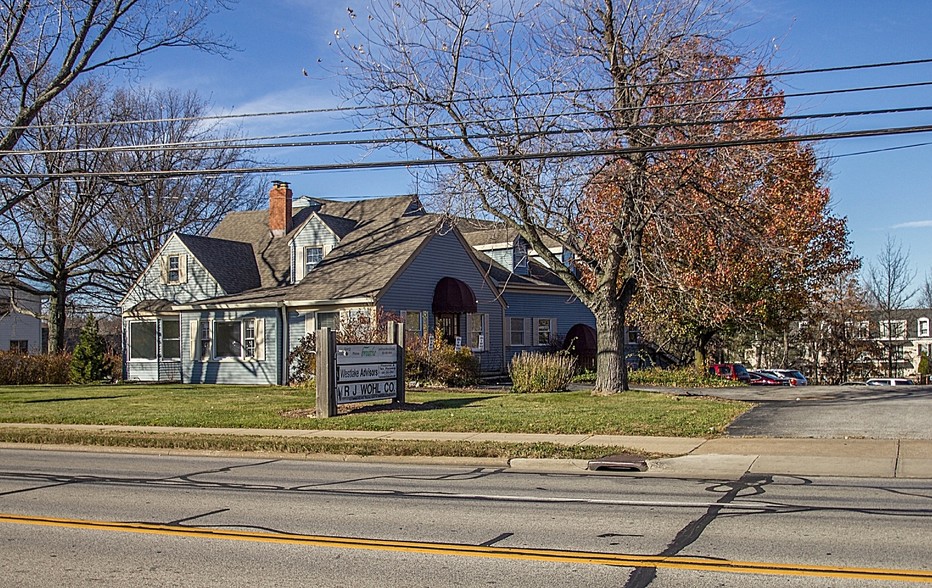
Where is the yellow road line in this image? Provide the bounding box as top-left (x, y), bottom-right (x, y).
top-left (2, 512), bottom-right (931, 583)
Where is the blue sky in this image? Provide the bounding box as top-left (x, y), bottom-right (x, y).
top-left (137, 0), bottom-right (932, 288)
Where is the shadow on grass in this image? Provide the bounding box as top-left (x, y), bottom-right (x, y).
top-left (340, 395), bottom-right (497, 415)
top-left (23, 395), bottom-right (131, 404)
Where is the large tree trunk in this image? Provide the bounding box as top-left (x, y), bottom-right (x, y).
top-left (592, 277), bottom-right (637, 393)
top-left (594, 303), bottom-right (627, 393)
top-left (48, 278), bottom-right (67, 353)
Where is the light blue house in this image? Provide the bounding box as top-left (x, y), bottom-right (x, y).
top-left (121, 183), bottom-right (596, 384)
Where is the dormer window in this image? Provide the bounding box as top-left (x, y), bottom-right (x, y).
top-left (305, 246), bottom-right (323, 274)
top-left (919, 318), bottom-right (930, 338)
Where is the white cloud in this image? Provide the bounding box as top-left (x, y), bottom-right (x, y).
top-left (891, 220), bottom-right (932, 230)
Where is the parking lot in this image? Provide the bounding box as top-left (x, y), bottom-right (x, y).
top-left (689, 384), bottom-right (932, 440)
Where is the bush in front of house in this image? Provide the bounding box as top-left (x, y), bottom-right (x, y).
top-left (509, 351), bottom-right (576, 393)
top-left (406, 330), bottom-right (480, 388)
top-left (287, 332), bottom-right (317, 385)
top-left (69, 316), bottom-right (114, 384)
top-left (0, 351), bottom-right (71, 384)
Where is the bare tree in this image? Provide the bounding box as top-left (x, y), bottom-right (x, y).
top-left (0, 0), bottom-right (232, 215)
top-left (864, 235), bottom-right (917, 377)
top-left (337, 0), bottom-right (833, 392)
top-left (918, 270), bottom-right (932, 310)
top-left (0, 81), bottom-right (261, 352)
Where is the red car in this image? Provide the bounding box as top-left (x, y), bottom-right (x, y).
top-left (709, 363), bottom-right (751, 383)
top-left (748, 370), bottom-right (791, 386)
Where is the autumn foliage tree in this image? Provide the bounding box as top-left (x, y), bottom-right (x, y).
top-left (596, 61), bottom-right (858, 368)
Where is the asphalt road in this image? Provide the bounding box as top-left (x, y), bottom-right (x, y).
top-left (2, 449), bottom-right (931, 587)
top-left (685, 384), bottom-right (932, 439)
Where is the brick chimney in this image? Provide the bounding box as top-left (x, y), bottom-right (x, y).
top-left (269, 181), bottom-right (293, 237)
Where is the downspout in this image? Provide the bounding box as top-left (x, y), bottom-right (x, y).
top-left (280, 302), bottom-right (289, 386)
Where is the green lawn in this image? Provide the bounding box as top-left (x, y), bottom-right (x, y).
top-left (0, 384), bottom-right (749, 437)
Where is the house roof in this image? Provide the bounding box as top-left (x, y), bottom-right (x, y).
top-left (473, 249), bottom-right (570, 289)
top-left (185, 213), bottom-right (445, 307)
top-left (0, 273), bottom-right (41, 295)
top-left (175, 234), bottom-right (261, 294)
top-left (207, 196), bottom-right (423, 289)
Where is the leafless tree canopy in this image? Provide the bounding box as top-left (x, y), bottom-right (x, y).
top-left (0, 0), bottom-right (233, 215)
top-left (336, 0), bottom-right (842, 392)
top-left (0, 80), bottom-right (261, 352)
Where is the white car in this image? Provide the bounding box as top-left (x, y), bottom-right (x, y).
top-left (865, 378), bottom-right (914, 386)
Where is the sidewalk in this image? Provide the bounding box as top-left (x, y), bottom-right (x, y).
top-left (4, 422), bottom-right (932, 479)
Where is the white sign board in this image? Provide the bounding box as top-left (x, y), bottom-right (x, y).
top-left (335, 344), bottom-right (399, 405)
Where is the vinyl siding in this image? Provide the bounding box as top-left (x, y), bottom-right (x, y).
top-left (501, 290), bottom-right (595, 363)
top-left (0, 287), bottom-right (42, 353)
top-left (122, 235), bottom-right (226, 313)
top-left (180, 309), bottom-right (280, 385)
top-left (291, 217), bottom-right (341, 282)
top-left (379, 231), bottom-right (506, 374)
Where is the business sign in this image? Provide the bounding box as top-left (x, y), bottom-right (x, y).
top-left (334, 344), bottom-right (399, 404)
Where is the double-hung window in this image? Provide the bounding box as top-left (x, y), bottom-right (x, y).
top-left (919, 318), bottom-right (930, 338)
top-left (210, 318), bottom-right (261, 360)
top-left (161, 320), bottom-right (180, 360)
top-left (509, 317), bottom-right (528, 346)
top-left (467, 313), bottom-right (488, 351)
top-left (305, 246), bottom-right (323, 275)
top-left (535, 318), bottom-right (555, 346)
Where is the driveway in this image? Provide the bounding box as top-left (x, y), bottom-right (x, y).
top-left (669, 384), bottom-right (932, 440)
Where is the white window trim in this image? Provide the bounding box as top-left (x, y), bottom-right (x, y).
top-left (159, 254), bottom-right (187, 285)
top-left (919, 318), bottom-right (930, 338)
top-left (304, 245), bottom-right (324, 276)
top-left (194, 318), bottom-right (265, 362)
top-left (127, 320), bottom-right (158, 362)
top-left (467, 313), bottom-right (489, 352)
top-left (161, 318), bottom-right (181, 361)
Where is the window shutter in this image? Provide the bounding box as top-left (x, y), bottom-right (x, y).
top-left (523, 318), bottom-right (532, 347)
top-left (304, 313), bottom-right (314, 335)
top-left (159, 256), bottom-right (169, 284)
top-left (551, 318), bottom-right (557, 344)
top-left (503, 316), bottom-right (511, 347)
top-left (179, 254), bottom-right (188, 283)
top-left (255, 318), bottom-right (265, 361)
top-left (189, 320), bottom-right (199, 360)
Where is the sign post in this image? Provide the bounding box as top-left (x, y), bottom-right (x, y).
top-left (316, 322), bottom-right (405, 417)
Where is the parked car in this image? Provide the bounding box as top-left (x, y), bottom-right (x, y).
top-left (760, 369), bottom-right (808, 386)
top-left (748, 370), bottom-right (791, 386)
top-left (709, 363), bottom-right (751, 383)
top-left (865, 378), bottom-right (914, 386)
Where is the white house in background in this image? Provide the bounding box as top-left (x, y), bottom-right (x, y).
top-left (0, 274), bottom-right (42, 354)
top-left (120, 183), bottom-right (598, 384)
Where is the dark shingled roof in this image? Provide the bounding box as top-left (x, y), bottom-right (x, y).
top-left (207, 197), bottom-right (422, 289)
top-left (474, 250), bottom-right (569, 289)
top-left (190, 213), bottom-right (445, 306)
top-left (176, 234), bottom-right (261, 294)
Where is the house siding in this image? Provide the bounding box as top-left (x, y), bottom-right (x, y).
top-left (379, 231), bottom-right (506, 374)
top-left (180, 309), bottom-right (280, 385)
top-left (0, 286), bottom-right (42, 353)
top-left (122, 236), bottom-right (226, 313)
top-left (291, 217), bottom-right (341, 283)
top-left (501, 290), bottom-right (596, 363)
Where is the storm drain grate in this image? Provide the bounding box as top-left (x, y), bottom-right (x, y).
top-left (587, 453), bottom-right (648, 472)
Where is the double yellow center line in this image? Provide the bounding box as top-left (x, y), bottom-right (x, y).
top-left (3, 512), bottom-right (930, 583)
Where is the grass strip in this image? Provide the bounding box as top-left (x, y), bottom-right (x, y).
top-left (0, 427), bottom-right (667, 460)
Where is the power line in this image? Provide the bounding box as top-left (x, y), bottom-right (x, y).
top-left (7, 102), bottom-right (932, 158)
top-left (3, 56), bottom-right (932, 132)
top-left (7, 121), bottom-right (932, 181)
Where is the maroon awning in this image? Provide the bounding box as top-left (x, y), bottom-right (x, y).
top-left (432, 277), bottom-right (477, 314)
top-left (563, 323), bottom-right (597, 354)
